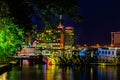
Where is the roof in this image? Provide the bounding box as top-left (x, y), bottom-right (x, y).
top-left (65, 26), bottom-right (73, 30)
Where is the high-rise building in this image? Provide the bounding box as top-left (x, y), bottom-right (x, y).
top-left (64, 26), bottom-right (74, 49)
top-left (111, 32), bottom-right (120, 47)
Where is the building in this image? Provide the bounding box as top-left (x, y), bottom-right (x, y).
top-left (64, 26), bottom-right (74, 49)
top-left (97, 47), bottom-right (120, 64)
top-left (34, 24), bottom-right (74, 56)
top-left (18, 24), bottom-right (74, 56)
top-left (111, 32), bottom-right (120, 47)
top-left (34, 24), bottom-right (64, 56)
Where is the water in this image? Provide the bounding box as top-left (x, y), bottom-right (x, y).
top-left (1, 60), bottom-right (120, 80)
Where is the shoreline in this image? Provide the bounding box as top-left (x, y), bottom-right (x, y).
top-left (0, 64), bottom-right (12, 75)
top-left (0, 60), bottom-right (19, 75)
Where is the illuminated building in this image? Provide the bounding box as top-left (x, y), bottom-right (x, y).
top-left (111, 32), bottom-right (120, 47)
top-left (56, 24), bottom-right (64, 49)
top-left (19, 24), bottom-right (74, 56)
top-left (35, 23), bottom-right (74, 56)
top-left (35, 24), bottom-right (65, 55)
top-left (64, 26), bottom-right (74, 49)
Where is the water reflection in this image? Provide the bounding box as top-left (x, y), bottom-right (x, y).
top-left (97, 66), bottom-right (117, 80)
top-left (0, 72), bottom-right (7, 80)
top-left (0, 64), bottom-right (119, 80)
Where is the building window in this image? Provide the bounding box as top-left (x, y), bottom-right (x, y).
top-left (112, 51), bottom-right (114, 55)
top-left (105, 51), bottom-right (107, 54)
top-left (108, 51), bottom-right (110, 55)
top-left (102, 51), bottom-right (104, 54)
top-left (99, 51), bottom-right (101, 54)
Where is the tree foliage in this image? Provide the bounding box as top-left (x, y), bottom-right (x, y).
top-left (0, 1), bottom-right (24, 58)
top-left (0, 17), bottom-right (24, 58)
top-left (33, 0), bottom-right (83, 21)
top-left (4, 0), bottom-right (83, 31)
top-left (0, 1), bottom-right (10, 18)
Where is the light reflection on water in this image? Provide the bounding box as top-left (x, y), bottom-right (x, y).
top-left (0, 72), bottom-right (7, 80)
top-left (0, 64), bottom-right (120, 80)
top-left (97, 66), bottom-right (117, 80)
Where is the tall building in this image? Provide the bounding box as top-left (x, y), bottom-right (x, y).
top-left (64, 26), bottom-right (74, 49)
top-left (57, 24), bottom-right (65, 49)
top-left (111, 32), bottom-right (120, 47)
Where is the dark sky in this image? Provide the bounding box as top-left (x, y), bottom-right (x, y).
top-left (70, 0), bottom-right (120, 45)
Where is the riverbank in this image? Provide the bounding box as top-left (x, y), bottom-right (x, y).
top-left (0, 60), bottom-right (19, 75)
top-left (0, 64), bottom-right (12, 75)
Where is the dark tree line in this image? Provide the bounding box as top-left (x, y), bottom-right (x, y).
top-left (0, 0), bottom-right (83, 32)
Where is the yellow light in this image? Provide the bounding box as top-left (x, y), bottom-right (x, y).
top-left (100, 63), bottom-right (106, 66)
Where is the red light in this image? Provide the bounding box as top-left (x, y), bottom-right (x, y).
top-left (28, 60), bottom-right (30, 64)
top-left (48, 61), bottom-right (52, 65)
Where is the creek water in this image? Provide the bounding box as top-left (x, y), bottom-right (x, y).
top-left (0, 60), bottom-right (120, 80)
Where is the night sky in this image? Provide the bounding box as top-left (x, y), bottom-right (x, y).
top-left (31, 0), bottom-right (120, 46)
top-left (71, 0), bottom-right (120, 45)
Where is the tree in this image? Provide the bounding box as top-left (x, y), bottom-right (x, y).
top-left (0, 1), bottom-right (10, 18)
top-left (0, 1), bottom-right (24, 60)
top-left (5, 0), bottom-right (83, 31)
top-left (0, 17), bottom-right (24, 59)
